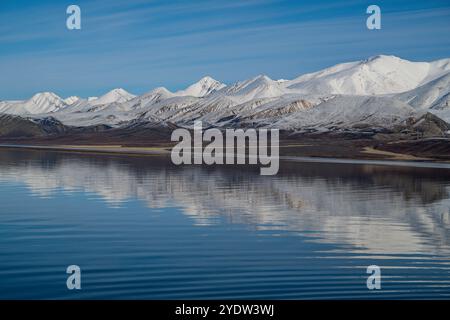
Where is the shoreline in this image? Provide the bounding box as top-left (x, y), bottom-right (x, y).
top-left (0, 144), bottom-right (171, 157)
top-left (282, 156), bottom-right (450, 169)
top-left (1, 143), bottom-right (450, 169)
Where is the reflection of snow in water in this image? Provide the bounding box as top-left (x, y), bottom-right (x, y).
top-left (0, 151), bottom-right (449, 256)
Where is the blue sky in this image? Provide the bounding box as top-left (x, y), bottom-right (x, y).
top-left (1, 0), bottom-right (449, 100)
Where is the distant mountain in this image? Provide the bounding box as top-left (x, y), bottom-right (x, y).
top-left (64, 96), bottom-right (80, 105)
top-left (0, 92), bottom-right (67, 115)
top-left (220, 75), bottom-right (286, 103)
top-left (89, 88), bottom-right (136, 106)
top-left (175, 76), bottom-right (225, 97)
top-left (1, 55), bottom-right (449, 137)
top-left (285, 55), bottom-right (450, 95)
top-left (127, 87), bottom-right (175, 109)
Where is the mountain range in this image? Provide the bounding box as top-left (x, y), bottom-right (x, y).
top-left (1, 55), bottom-right (449, 138)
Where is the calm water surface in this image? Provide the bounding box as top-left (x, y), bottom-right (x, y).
top-left (0, 149), bottom-right (449, 299)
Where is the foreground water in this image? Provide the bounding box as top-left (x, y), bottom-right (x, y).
top-left (0, 149), bottom-right (449, 299)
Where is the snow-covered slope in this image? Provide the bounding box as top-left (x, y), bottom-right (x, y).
top-left (0, 92), bottom-right (67, 115)
top-left (285, 55), bottom-right (450, 95)
top-left (394, 69), bottom-right (450, 123)
top-left (219, 75), bottom-right (288, 103)
top-left (126, 87), bottom-right (175, 109)
top-left (273, 95), bottom-right (417, 131)
top-left (64, 96), bottom-right (80, 105)
top-left (175, 76), bottom-right (225, 97)
top-left (89, 88), bottom-right (135, 106)
top-left (396, 71), bottom-right (450, 110)
top-left (0, 100), bottom-right (23, 114)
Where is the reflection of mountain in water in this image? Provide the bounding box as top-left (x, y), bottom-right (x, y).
top-left (0, 149), bottom-right (449, 255)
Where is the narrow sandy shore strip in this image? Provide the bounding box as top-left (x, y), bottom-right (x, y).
top-left (0, 144), bottom-right (171, 155)
top-left (362, 146), bottom-right (431, 161)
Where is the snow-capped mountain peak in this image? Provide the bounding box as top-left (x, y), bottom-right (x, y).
top-left (176, 76), bottom-right (226, 97)
top-left (90, 88), bottom-right (136, 106)
top-left (147, 86), bottom-right (173, 96)
top-left (23, 92), bottom-right (67, 114)
top-left (363, 54), bottom-right (398, 63)
top-left (29, 92), bottom-right (61, 103)
top-left (222, 74), bottom-right (287, 103)
top-left (285, 55), bottom-right (438, 95)
top-left (139, 87), bottom-right (174, 103)
top-left (113, 87), bottom-right (176, 113)
top-left (64, 96), bottom-right (80, 105)
top-left (0, 91), bottom-right (67, 115)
